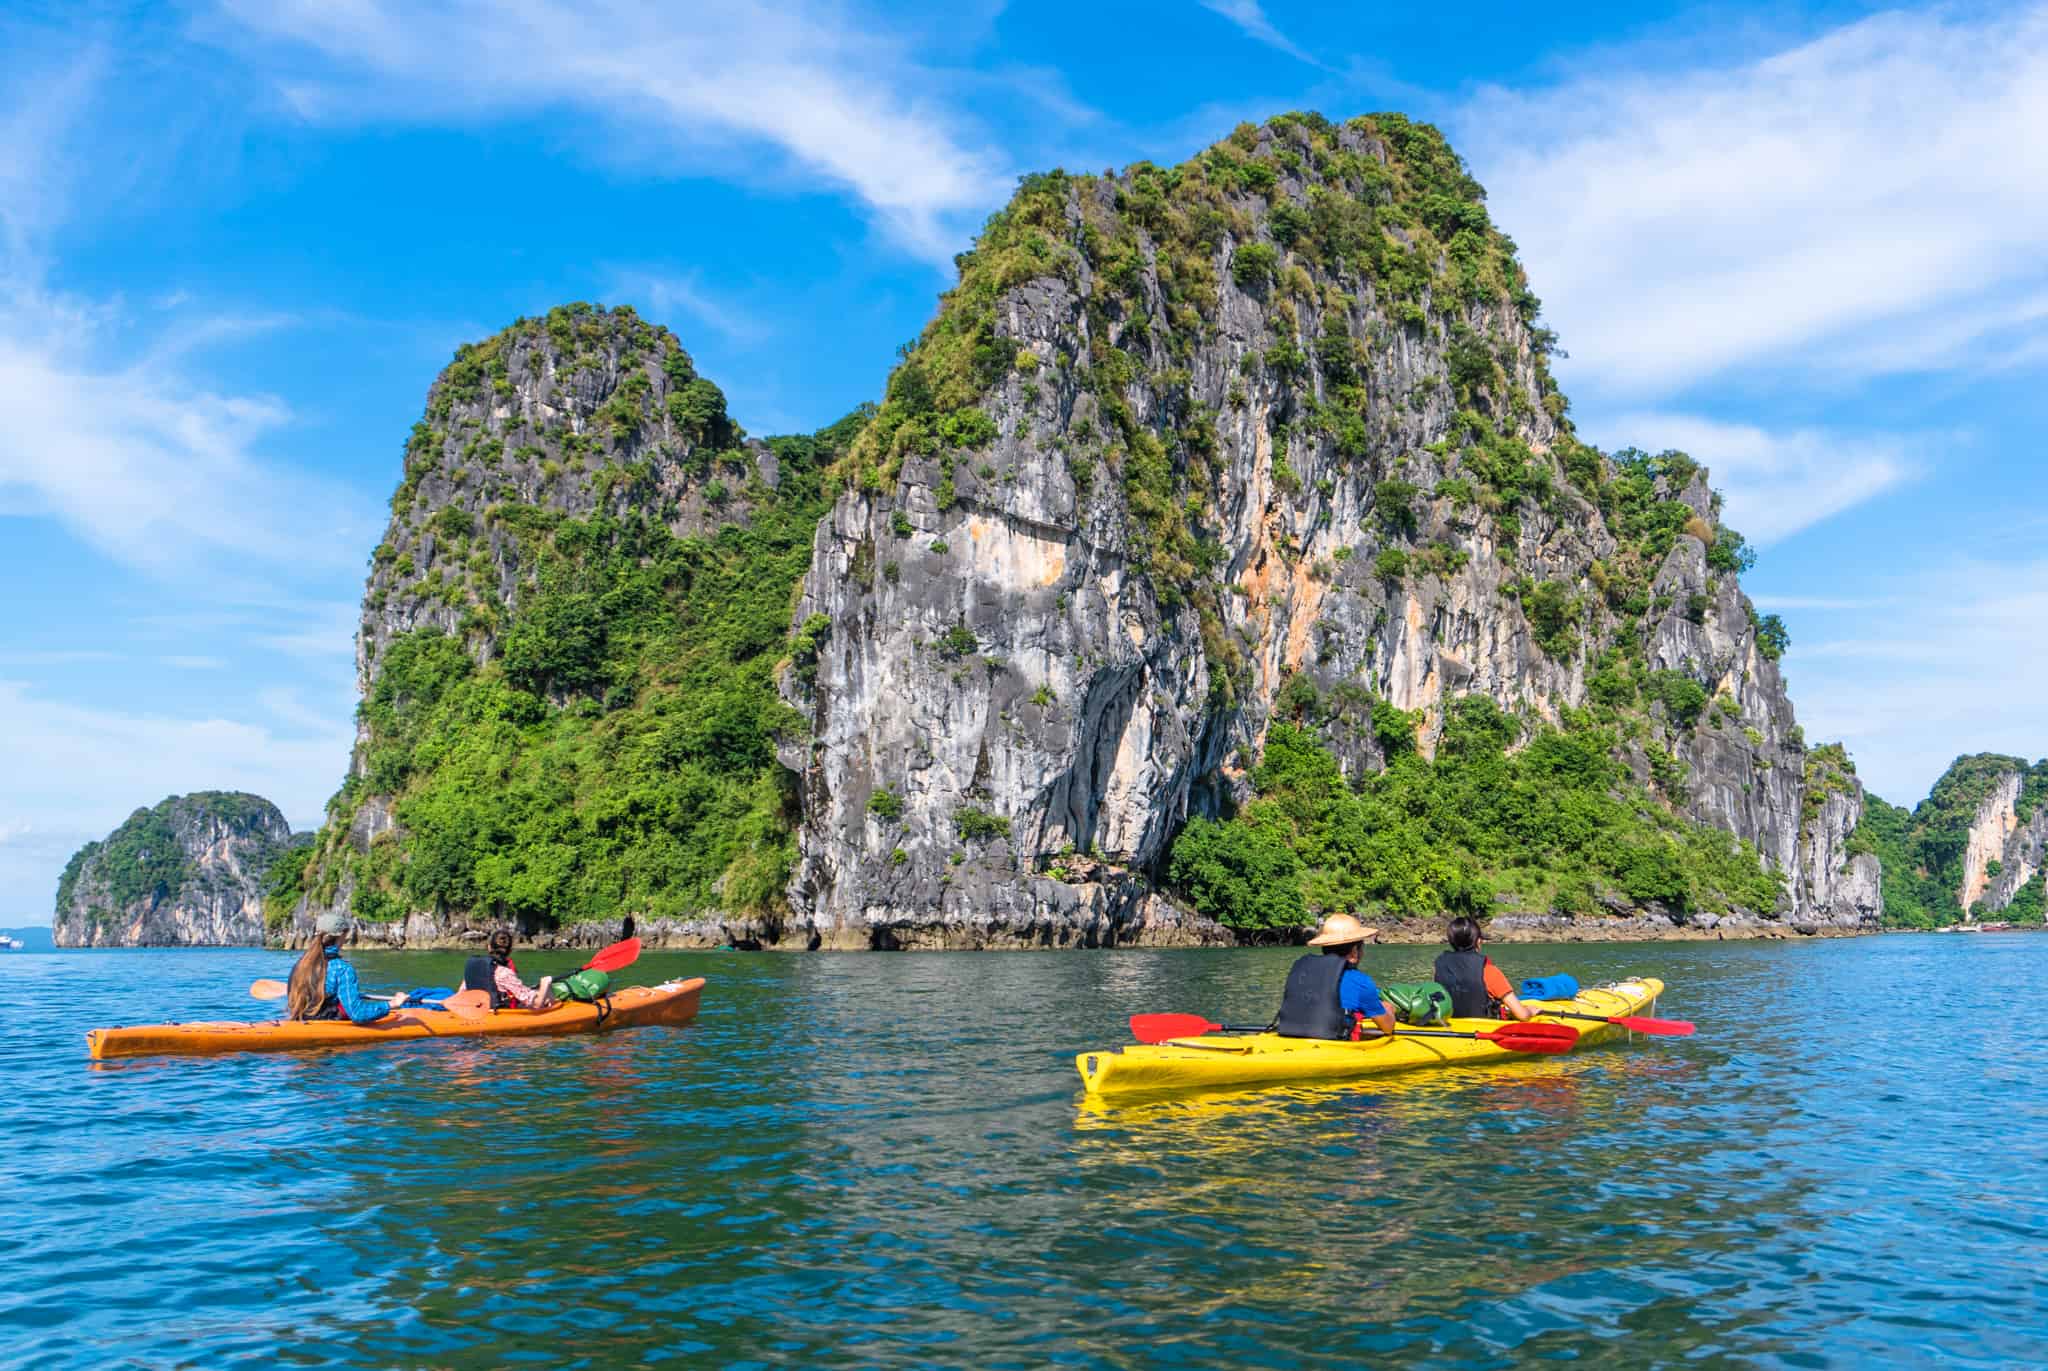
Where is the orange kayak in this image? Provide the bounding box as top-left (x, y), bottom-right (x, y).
top-left (86, 977), bottom-right (705, 1060)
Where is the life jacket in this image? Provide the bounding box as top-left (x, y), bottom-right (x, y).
top-left (1434, 949), bottom-right (1502, 1018)
top-left (1274, 953), bottom-right (1352, 1040)
top-left (303, 958), bottom-right (344, 1020)
top-left (463, 955), bottom-right (507, 1009)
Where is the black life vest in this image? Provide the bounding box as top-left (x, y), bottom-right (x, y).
top-left (463, 955), bottom-right (506, 1009)
top-left (1274, 953), bottom-right (1352, 1040)
top-left (1434, 949), bottom-right (1500, 1018)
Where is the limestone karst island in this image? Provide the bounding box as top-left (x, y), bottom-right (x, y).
top-left (53, 119), bottom-right (2044, 953)
top-left (11, 4), bottom-right (2046, 1365)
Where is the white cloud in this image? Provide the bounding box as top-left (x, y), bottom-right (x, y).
top-left (1594, 411), bottom-right (1916, 543)
top-left (1785, 556), bottom-right (2048, 805)
top-left (602, 266), bottom-right (770, 346)
top-left (1748, 595), bottom-right (1895, 613)
top-left (1197, 1), bottom-right (1321, 67)
top-left (1459, 6), bottom-right (2048, 397)
top-left (162, 654), bottom-right (227, 670)
top-left (0, 678), bottom-right (351, 910)
top-left (214, 0), bottom-right (1020, 265)
top-left (0, 52), bottom-right (379, 580)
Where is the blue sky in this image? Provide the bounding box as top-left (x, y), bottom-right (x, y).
top-left (3, 0), bottom-right (2044, 918)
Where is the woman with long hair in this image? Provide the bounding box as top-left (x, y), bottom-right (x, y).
top-left (286, 914), bottom-right (401, 1023)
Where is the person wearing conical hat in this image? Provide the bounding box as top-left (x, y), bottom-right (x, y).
top-left (1272, 913), bottom-right (1395, 1042)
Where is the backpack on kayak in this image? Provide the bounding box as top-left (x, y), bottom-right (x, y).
top-left (1381, 981), bottom-right (1453, 1026)
top-left (553, 968), bottom-right (611, 1002)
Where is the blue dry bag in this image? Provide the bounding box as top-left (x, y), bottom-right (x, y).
top-left (1519, 974), bottom-right (1580, 1001)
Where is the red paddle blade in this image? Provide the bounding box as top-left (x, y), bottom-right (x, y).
top-left (1479, 1022), bottom-right (1580, 1043)
top-left (1492, 1033), bottom-right (1576, 1054)
top-left (1611, 1014), bottom-right (1694, 1036)
top-left (1130, 1013), bottom-right (1222, 1044)
top-left (583, 937), bottom-right (642, 973)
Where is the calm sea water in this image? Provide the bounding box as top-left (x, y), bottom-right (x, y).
top-left (3, 936), bottom-right (2043, 1369)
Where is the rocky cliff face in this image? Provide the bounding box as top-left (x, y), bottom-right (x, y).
top-left (780, 113), bottom-right (1874, 944)
top-left (1959, 765), bottom-right (2048, 913)
top-left (289, 304), bottom-right (849, 945)
top-left (54, 793), bottom-right (303, 947)
top-left (1857, 753), bottom-right (2048, 924)
top-left (353, 302), bottom-right (764, 689)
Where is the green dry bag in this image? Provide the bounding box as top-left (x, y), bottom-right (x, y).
top-left (555, 968), bottom-right (611, 1002)
top-left (1382, 981), bottom-right (1453, 1026)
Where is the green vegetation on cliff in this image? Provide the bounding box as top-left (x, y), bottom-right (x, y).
top-left (309, 404), bottom-right (868, 928)
top-left (834, 110), bottom-right (1835, 927)
top-left (1169, 701), bottom-right (1781, 930)
top-left (1852, 754), bottom-right (2048, 926)
top-left (57, 793), bottom-right (298, 922)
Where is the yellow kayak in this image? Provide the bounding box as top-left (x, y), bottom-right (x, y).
top-left (1076, 978), bottom-right (1666, 1097)
top-left (86, 978), bottom-right (705, 1060)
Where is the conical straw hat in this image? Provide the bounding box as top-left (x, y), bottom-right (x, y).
top-left (1306, 913), bottom-right (1379, 946)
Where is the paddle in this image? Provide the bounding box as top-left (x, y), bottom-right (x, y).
top-left (581, 937), bottom-right (641, 974)
top-left (249, 979), bottom-right (440, 1005)
top-left (1536, 1009), bottom-right (1695, 1036)
top-left (1128, 1013), bottom-right (1579, 1053)
top-left (247, 979), bottom-right (488, 1020)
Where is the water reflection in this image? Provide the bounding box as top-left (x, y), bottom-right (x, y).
top-left (6, 940), bottom-right (2047, 1367)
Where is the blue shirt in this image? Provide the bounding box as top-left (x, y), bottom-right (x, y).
top-left (324, 958), bottom-right (393, 1024)
top-left (1339, 968), bottom-right (1387, 1020)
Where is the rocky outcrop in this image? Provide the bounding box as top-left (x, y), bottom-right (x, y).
top-left (283, 115), bottom-right (1892, 951)
top-left (780, 113), bottom-right (1873, 944)
top-left (1961, 766), bottom-right (2048, 913)
top-left (292, 304), bottom-right (793, 939)
top-left (54, 794), bottom-right (306, 947)
top-left (354, 302), bottom-right (765, 689)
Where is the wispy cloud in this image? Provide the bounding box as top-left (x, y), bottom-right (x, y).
top-left (1787, 556), bottom-right (2048, 805)
top-left (0, 677), bottom-right (350, 908)
top-left (1749, 595), bottom-right (1896, 613)
top-left (0, 48), bottom-right (379, 580)
top-left (602, 266), bottom-right (771, 346)
top-left (1459, 6), bottom-right (2048, 397)
top-left (214, 0), bottom-right (1027, 265)
top-left (161, 654), bottom-right (227, 670)
top-left (1197, 1), bottom-right (1321, 67)
top-left (1594, 411), bottom-right (1917, 543)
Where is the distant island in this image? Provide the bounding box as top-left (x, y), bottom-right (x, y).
top-left (1858, 754), bottom-right (2046, 926)
top-left (52, 793), bottom-right (310, 948)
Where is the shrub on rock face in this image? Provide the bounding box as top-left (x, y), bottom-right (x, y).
top-left (1645, 671), bottom-right (1708, 730)
top-left (1231, 242), bottom-right (1280, 289)
top-left (954, 807), bottom-right (1011, 842)
top-left (1167, 817), bottom-right (1306, 931)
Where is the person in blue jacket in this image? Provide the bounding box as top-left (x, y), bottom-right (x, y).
top-left (285, 913), bottom-right (401, 1023)
top-left (1273, 913), bottom-right (1396, 1041)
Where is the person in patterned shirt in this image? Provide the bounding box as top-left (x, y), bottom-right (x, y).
top-left (486, 928), bottom-right (556, 1010)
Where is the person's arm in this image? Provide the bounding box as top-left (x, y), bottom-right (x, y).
top-left (494, 962), bottom-right (547, 1010)
top-left (328, 960), bottom-right (394, 1024)
top-left (1344, 972), bottom-right (1397, 1038)
top-left (1483, 960), bottom-right (1537, 1021)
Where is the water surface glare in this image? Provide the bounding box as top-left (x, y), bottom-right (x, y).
top-left (4, 936), bottom-right (2044, 1367)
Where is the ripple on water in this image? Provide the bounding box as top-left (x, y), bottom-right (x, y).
top-left (4, 939), bottom-right (2048, 1366)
